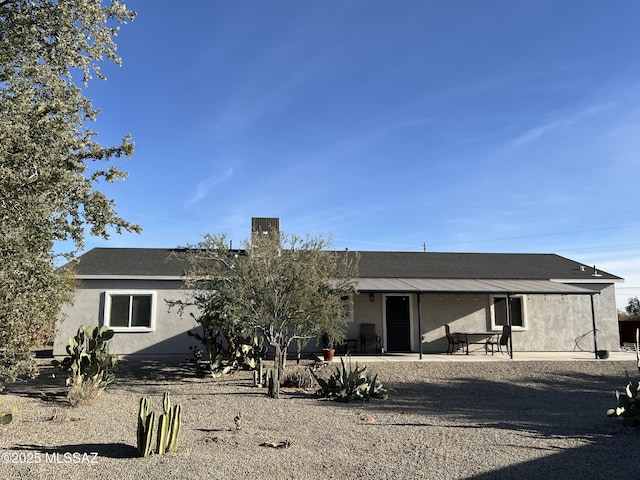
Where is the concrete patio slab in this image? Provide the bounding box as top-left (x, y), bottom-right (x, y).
top-left (323, 350), bottom-right (638, 363)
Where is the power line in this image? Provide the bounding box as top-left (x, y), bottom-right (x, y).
top-left (427, 224), bottom-right (640, 248)
top-left (111, 212), bottom-right (640, 253)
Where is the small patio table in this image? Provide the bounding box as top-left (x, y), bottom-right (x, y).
top-left (456, 331), bottom-right (497, 355)
top-left (342, 338), bottom-right (358, 354)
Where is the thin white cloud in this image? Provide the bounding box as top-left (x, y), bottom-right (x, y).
top-left (507, 101), bottom-right (617, 149)
top-left (209, 89), bottom-right (293, 141)
top-left (206, 59), bottom-right (327, 143)
top-left (184, 167), bottom-right (233, 208)
top-left (511, 118), bottom-right (570, 147)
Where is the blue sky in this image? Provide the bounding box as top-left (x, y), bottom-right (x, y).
top-left (65, 1), bottom-right (640, 309)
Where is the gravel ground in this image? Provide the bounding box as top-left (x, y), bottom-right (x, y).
top-left (0, 357), bottom-right (638, 480)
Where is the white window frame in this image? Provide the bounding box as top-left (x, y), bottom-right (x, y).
top-left (341, 295), bottom-right (354, 323)
top-left (490, 295), bottom-right (527, 331)
top-left (103, 290), bottom-right (156, 332)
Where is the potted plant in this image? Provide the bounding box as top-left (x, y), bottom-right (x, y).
top-left (322, 336), bottom-right (336, 362)
top-left (321, 347), bottom-right (335, 362)
top-left (321, 333), bottom-right (339, 362)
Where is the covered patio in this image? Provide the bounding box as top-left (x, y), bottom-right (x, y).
top-left (355, 278), bottom-right (606, 360)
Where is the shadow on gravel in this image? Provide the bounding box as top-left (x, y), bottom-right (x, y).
top-left (289, 367), bottom-right (638, 479)
top-left (317, 363), bottom-right (639, 478)
top-left (347, 368), bottom-right (629, 436)
top-left (2, 364), bottom-right (68, 401)
top-left (115, 358), bottom-right (191, 384)
top-left (13, 442), bottom-right (138, 459)
top-left (464, 429), bottom-right (638, 479)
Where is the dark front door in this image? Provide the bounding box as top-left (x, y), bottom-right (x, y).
top-left (386, 296), bottom-right (411, 351)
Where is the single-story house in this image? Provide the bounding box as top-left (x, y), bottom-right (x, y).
top-left (54, 247), bottom-right (622, 357)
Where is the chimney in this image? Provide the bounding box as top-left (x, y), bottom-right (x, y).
top-left (251, 217), bottom-right (280, 236)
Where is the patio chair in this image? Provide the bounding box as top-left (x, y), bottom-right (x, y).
top-left (444, 324), bottom-right (467, 354)
top-left (486, 325), bottom-right (511, 355)
top-left (360, 323), bottom-right (382, 353)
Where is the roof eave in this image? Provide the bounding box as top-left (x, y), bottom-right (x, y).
top-left (76, 275), bottom-right (185, 281)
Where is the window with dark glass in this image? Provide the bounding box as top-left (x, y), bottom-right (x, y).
top-left (493, 296), bottom-right (524, 328)
top-left (107, 294), bottom-right (153, 329)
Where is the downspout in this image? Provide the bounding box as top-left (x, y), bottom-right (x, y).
top-left (590, 294), bottom-right (598, 359)
top-left (417, 293), bottom-right (423, 360)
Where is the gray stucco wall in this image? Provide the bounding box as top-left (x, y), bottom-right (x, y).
top-left (54, 279), bottom-right (199, 357)
top-left (56, 281), bottom-right (620, 357)
top-left (511, 284), bottom-right (619, 352)
top-left (346, 286), bottom-right (620, 354)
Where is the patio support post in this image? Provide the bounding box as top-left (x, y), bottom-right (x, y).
top-left (590, 294), bottom-right (598, 359)
top-left (417, 293), bottom-right (423, 360)
top-left (507, 294), bottom-right (514, 359)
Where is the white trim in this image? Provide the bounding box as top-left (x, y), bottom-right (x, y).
top-left (551, 278), bottom-right (622, 284)
top-left (79, 275), bottom-right (184, 281)
top-left (103, 290), bottom-right (157, 332)
top-left (342, 295), bottom-right (354, 323)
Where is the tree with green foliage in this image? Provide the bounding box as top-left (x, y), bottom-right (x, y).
top-left (626, 297), bottom-right (640, 321)
top-left (0, 0), bottom-right (140, 390)
top-left (180, 232), bottom-right (359, 380)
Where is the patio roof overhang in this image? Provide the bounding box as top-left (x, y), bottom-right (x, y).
top-left (355, 277), bottom-right (603, 361)
top-left (355, 278), bottom-right (598, 295)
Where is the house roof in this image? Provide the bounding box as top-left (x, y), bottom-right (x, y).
top-left (69, 248), bottom-right (621, 287)
top-left (68, 248), bottom-right (192, 278)
top-left (353, 251), bottom-right (620, 281)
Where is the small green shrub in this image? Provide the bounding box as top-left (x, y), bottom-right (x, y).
top-left (52, 325), bottom-right (118, 406)
top-left (310, 355), bottom-right (388, 402)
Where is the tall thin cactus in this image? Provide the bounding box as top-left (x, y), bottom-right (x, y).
top-left (136, 392), bottom-right (182, 457)
top-left (162, 392), bottom-right (182, 453)
top-left (137, 397), bottom-right (154, 457)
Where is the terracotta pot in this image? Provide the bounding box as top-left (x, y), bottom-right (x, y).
top-left (322, 348), bottom-right (335, 362)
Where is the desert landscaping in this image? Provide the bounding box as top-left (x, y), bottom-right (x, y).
top-left (0, 356), bottom-right (639, 480)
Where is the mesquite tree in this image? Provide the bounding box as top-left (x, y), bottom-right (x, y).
top-left (0, 0), bottom-right (140, 389)
top-left (181, 232), bottom-right (359, 381)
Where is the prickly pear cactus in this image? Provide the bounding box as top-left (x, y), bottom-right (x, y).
top-left (608, 328), bottom-right (640, 427)
top-left (607, 377), bottom-right (640, 427)
top-left (51, 325), bottom-right (118, 405)
top-left (237, 335), bottom-right (267, 371)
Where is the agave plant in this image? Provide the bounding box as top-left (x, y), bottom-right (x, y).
top-left (310, 355), bottom-right (387, 402)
